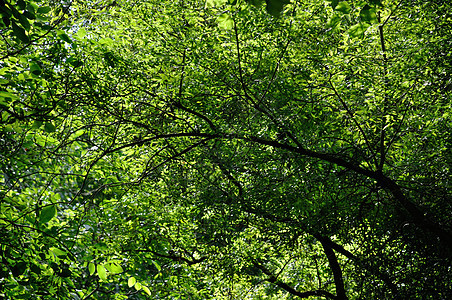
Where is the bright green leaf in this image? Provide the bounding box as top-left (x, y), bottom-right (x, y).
top-left (97, 264), bottom-right (107, 281)
top-left (217, 13), bottom-right (233, 30)
top-left (142, 285), bottom-right (151, 296)
top-left (49, 247), bottom-right (66, 257)
top-left (134, 282), bottom-right (142, 291)
top-left (76, 28), bottom-right (87, 39)
top-left (109, 263), bottom-right (123, 274)
top-left (88, 262), bottom-right (95, 275)
top-left (128, 277), bottom-right (136, 287)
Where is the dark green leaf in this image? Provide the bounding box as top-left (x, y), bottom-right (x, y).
top-left (369, 0), bottom-right (383, 6)
top-left (18, 14), bottom-right (30, 31)
top-left (37, 6), bottom-right (51, 14)
top-left (17, 0), bottom-right (26, 10)
top-left (265, 0), bottom-right (289, 17)
top-left (23, 10), bottom-right (36, 20)
top-left (330, 0), bottom-right (339, 9)
top-left (44, 122), bottom-right (56, 133)
top-left (32, 120), bottom-right (43, 129)
top-left (11, 21), bottom-right (29, 43)
top-left (11, 262), bottom-right (27, 277)
top-left (39, 205), bottom-right (56, 223)
top-left (360, 4), bottom-right (378, 23)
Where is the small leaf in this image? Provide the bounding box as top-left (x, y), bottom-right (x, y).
top-left (134, 282), bottom-right (142, 291)
top-left (152, 260), bottom-right (161, 272)
top-left (128, 277), bottom-right (136, 287)
top-left (97, 264), bottom-right (107, 281)
top-left (335, 1), bottom-right (351, 14)
top-left (39, 205), bottom-right (56, 223)
top-left (217, 13), bottom-right (233, 30)
top-left (44, 122), bottom-right (56, 133)
top-left (88, 262), bottom-right (95, 275)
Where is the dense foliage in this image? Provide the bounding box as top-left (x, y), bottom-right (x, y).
top-left (1, 0), bottom-right (451, 299)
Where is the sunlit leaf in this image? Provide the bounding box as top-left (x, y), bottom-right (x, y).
top-left (97, 264), bottom-right (107, 281)
top-left (88, 263), bottom-right (95, 275)
top-left (128, 277), bottom-right (136, 287)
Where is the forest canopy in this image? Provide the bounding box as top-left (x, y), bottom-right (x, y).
top-left (1, 0), bottom-right (451, 299)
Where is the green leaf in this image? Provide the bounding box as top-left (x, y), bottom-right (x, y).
top-left (39, 205), bottom-right (57, 223)
top-left (369, 0), bottom-right (383, 6)
top-left (128, 277), bottom-right (136, 287)
top-left (49, 247), bottom-right (66, 257)
top-left (152, 260), bottom-right (161, 272)
top-left (37, 6), bottom-right (51, 14)
top-left (30, 62), bottom-right (42, 75)
top-left (76, 28), bottom-right (87, 39)
top-left (142, 285), bottom-right (151, 296)
top-left (330, 0), bottom-right (339, 9)
top-left (109, 263), bottom-right (123, 274)
top-left (88, 262), bottom-right (95, 275)
top-left (217, 13), bottom-right (233, 30)
top-left (23, 10), bottom-right (36, 20)
top-left (57, 30), bottom-right (71, 43)
top-left (97, 264), bottom-right (107, 281)
top-left (18, 14), bottom-right (30, 31)
top-left (134, 282), bottom-right (142, 291)
top-left (266, 0), bottom-right (289, 17)
top-left (348, 22), bottom-right (370, 38)
top-left (44, 122), bottom-right (56, 133)
top-left (0, 91), bottom-right (19, 100)
top-left (360, 5), bottom-right (378, 23)
top-left (11, 21), bottom-right (29, 43)
top-left (32, 120), bottom-right (43, 129)
top-left (17, 0), bottom-right (27, 10)
top-left (335, 1), bottom-right (351, 14)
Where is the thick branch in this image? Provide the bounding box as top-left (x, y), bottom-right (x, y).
top-left (319, 240), bottom-right (347, 300)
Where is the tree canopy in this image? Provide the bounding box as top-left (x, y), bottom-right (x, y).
top-left (1, 0), bottom-right (451, 299)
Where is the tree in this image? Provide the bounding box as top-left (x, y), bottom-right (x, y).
top-left (1, 0), bottom-right (451, 299)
